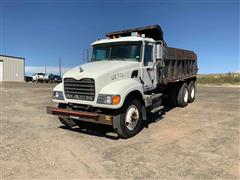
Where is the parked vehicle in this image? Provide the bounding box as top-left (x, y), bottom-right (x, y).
top-left (32, 73), bottom-right (49, 83)
top-left (48, 74), bottom-right (62, 83)
top-left (47, 25), bottom-right (198, 138)
top-left (24, 76), bottom-right (33, 82)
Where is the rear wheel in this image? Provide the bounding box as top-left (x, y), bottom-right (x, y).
top-left (113, 98), bottom-right (142, 139)
top-left (177, 83), bottom-right (189, 107)
top-left (188, 81), bottom-right (196, 103)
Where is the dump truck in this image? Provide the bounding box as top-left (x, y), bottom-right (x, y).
top-left (47, 25), bottom-right (198, 138)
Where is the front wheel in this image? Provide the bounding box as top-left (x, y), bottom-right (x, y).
top-left (113, 98), bottom-right (142, 139)
top-left (57, 103), bottom-right (77, 128)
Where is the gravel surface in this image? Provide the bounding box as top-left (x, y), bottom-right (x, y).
top-left (1, 82), bottom-right (239, 179)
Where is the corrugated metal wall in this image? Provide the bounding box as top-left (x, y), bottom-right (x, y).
top-left (0, 56), bottom-right (24, 81)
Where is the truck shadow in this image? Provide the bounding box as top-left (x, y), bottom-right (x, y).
top-left (144, 105), bottom-right (175, 126)
top-left (59, 123), bottom-right (118, 140)
top-left (59, 105), bottom-right (175, 140)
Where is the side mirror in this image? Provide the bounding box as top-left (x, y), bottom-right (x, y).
top-left (155, 43), bottom-right (162, 60)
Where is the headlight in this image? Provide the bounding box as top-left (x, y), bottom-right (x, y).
top-left (53, 91), bottom-right (64, 100)
top-left (97, 94), bottom-right (121, 105)
top-left (105, 96), bottom-right (112, 104)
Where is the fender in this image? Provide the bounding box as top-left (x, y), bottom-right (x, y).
top-left (53, 82), bottom-right (63, 91)
top-left (100, 79), bottom-right (147, 120)
top-left (99, 78), bottom-right (144, 108)
top-left (52, 83), bottom-right (66, 103)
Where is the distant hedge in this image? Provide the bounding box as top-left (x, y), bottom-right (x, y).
top-left (197, 73), bottom-right (240, 85)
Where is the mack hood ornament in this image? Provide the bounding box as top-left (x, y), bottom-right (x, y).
top-left (79, 66), bottom-right (84, 73)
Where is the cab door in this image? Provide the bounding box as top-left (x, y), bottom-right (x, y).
top-left (142, 43), bottom-right (156, 91)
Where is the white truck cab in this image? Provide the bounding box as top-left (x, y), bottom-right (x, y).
top-left (52, 36), bottom-right (161, 109)
top-left (47, 25), bottom-right (198, 138)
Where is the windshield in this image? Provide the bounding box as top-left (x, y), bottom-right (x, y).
top-left (91, 42), bottom-right (141, 62)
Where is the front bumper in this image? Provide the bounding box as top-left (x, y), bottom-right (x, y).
top-left (47, 106), bottom-right (113, 125)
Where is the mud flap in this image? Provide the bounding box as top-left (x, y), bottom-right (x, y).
top-left (142, 106), bottom-right (147, 121)
top-left (112, 114), bottom-right (121, 131)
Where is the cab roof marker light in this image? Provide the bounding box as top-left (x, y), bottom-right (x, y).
top-left (131, 32), bottom-right (138, 36)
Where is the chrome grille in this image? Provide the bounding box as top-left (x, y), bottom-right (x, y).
top-left (64, 78), bottom-right (95, 101)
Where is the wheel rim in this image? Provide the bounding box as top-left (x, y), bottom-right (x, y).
top-left (184, 88), bottom-right (188, 103)
top-left (125, 105), bottom-right (139, 130)
top-left (191, 86), bottom-right (195, 98)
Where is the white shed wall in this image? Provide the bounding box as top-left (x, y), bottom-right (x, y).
top-left (0, 55), bottom-right (25, 82)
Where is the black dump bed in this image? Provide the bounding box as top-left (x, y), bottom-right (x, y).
top-left (161, 47), bottom-right (198, 83)
top-left (106, 25), bottom-right (198, 83)
top-left (163, 47), bottom-right (197, 61)
top-left (106, 24), bottom-right (164, 41)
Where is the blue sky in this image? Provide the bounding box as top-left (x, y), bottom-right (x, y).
top-left (0, 0), bottom-right (239, 74)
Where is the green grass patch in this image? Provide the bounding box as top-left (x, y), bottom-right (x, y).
top-left (197, 73), bottom-right (240, 85)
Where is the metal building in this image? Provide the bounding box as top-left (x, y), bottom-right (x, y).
top-left (0, 55), bottom-right (25, 82)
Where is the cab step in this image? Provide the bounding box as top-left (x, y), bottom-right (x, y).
top-left (151, 106), bottom-right (164, 113)
top-left (152, 93), bottom-right (163, 100)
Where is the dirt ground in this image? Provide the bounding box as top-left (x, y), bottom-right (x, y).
top-left (1, 82), bottom-right (239, 179)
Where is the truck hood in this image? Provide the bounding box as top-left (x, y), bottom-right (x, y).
top-left (63, 61), bottom-right (139, 79)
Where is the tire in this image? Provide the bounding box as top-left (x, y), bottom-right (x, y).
top-left (113, 98), bottom-right (142, 139)
top-left (57, 103), bottom-right (77, 128)
top-left (177, 83), bottom-right (189, 107)
top-left (188, 81), bottom-right (196, 103)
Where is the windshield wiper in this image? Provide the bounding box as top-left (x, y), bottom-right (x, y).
top-left (109, 57), bottom-right (127, 60)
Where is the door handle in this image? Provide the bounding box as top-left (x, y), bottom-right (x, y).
top-left (147, 67), bottom-right (154, 71)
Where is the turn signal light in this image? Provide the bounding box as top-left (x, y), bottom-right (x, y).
top-left (112, 95), bottom-right (121, 105)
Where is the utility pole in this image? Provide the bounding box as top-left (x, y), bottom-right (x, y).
top-left (59, 57), bottom-right (62, 77)
top-left (83, 49), bottom-right (85, 63)
top-left (83, 49), bottom-right (89, 63)
top-left (45, 64), bottom-right (47, 74)
top-left (86, 49), bottom-right (89, 62)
